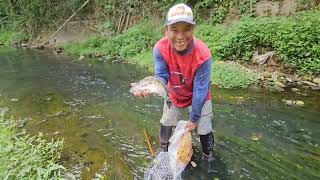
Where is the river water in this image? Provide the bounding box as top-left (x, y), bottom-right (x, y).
top-left (0, 48), bottom-right (319, 179)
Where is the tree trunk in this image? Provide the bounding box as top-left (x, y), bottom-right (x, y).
top-left (125, 13), bottom-right (131, 30)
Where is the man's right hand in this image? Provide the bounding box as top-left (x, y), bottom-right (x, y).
top-left (133, 91), bottom-right (150, 98)
top-left (131, 83), bottom-right (150, 98)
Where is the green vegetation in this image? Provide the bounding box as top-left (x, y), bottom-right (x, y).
top-left (0, 113), bottom-right (65, 179)
top-left (0, 0), bottom-right (260, 34)
top-left (2, 0), bottom-right (317, 35)
top-left (0, 29), bottom-right (16, 46)
top-left (62, 8), bottom-right (320, 88)
top-left (215, 8), bottom-right (320, 75)
top-left (194, 24), bottom-right (224, 60)
top-left (130, 50), bottom-right (154, 71)
top-left (195, 8), bottom-right (320, 75)
top-left (211, 62), bottom-right (258, 89)
top-left (0, 0), bottom-right (90, 35)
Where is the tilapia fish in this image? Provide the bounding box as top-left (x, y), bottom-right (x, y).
top-left (130, 76), bottom-right (168, 99)
top-left (177, 132), bottom-right (193, 164)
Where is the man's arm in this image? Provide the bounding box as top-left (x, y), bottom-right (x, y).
top-left (190, 58), bottom-right (212, 123)
top-left (154, 47), bottom-right (169, 84)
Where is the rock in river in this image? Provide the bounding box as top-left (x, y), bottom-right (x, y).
top-left (313, 78), bottom-right (320, 85)
top-left (291, 88), bottom-right (300, 93)
top-left (282, 100), bottom-right (304, 107)
top-left (275, 81), bottom-right (286, 88)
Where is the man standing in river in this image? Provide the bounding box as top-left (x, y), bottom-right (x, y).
top-left (133, 3), bottom-right (215, 161)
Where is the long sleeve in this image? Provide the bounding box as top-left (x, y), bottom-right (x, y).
top-left (190, 58), bottom-right (212, 123)
top-left (153, 47), bottom-right (169, 84)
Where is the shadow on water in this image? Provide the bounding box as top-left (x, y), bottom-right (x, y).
top-left (0, 49), bottom-right (319, 179)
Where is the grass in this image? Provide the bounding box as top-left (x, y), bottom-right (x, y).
top-left (0, 30), bottom-right (16, 46)
top-left (127, 50), bottom-right (154, 71)
top-left (0, 112), bottom-right (65, 179)
top-left (211, 61), bottom-right (258, 89)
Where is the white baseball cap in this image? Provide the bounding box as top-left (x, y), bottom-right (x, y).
top-left (166, 3), bottom-right (195, 25)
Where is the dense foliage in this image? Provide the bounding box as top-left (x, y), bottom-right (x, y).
top-left (215, 8), bottom-right (320, 75)
top-left (0, 0), bottom-right (94, 35)
top-left (3, 0), bottom-right (317, 35)
top-left (0, 113), bottom-right (65, 179)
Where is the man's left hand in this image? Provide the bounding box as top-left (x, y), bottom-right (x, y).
top-left (185, 121), bottom-right (197, 132)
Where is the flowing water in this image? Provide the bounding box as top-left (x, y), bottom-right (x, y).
top-left (0, 48), bottom-right (319, 180)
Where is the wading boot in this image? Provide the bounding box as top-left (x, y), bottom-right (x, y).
top-left (200, 132), bottom-right (215, 162)
top-left (159, 124), bottom-right (173, 152)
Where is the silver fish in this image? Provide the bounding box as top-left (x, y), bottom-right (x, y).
top-left (130, 76), bottom-right (168, 99)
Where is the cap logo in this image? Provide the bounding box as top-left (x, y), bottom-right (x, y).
top-left (166, 3), bottom-right (195, 25)
top-left (169, 6), bottom-right (192, 17)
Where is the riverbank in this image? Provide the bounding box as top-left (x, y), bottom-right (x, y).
top-left (1, 8), bottom-right (320, 92)
top-left (54, 8), bottom-right (320, 91)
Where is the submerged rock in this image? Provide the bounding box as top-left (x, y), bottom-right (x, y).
top-left (79, 55), bottom-right (85, 61)
top-left (10, 98), bottom-right (19, 102)
top-left (45, 96), bottom-right (53, 101)
top-left (268, 85), bottom-right (285, 92)
top-left (283, 100), bottom-right (304, 107)
top-left (248, 85), bottom-right (262, 92)
top-left (291, 88), bottom-right (300, 93)
top-left (52, 131), bottom-right (60, 136)
top-left (251, 133), bottom-right (262, 141)
top-left (0, 107), bottom-right (10, 114)
top-left (311, 86), bottom-right (320, 91)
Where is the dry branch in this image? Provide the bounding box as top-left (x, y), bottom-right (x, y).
top-left (41, 0), bottom-right (90, 47)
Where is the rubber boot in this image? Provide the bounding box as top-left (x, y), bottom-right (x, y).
top-left (200, 132), bottom-right (215, 162)
top-left (159, 124), bottom-right (173, 152)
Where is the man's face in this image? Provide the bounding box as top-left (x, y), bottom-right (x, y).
top-left (165, 22), bottom-right (195, 52)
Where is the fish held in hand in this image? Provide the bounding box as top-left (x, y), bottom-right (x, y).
top-left (130, 76), bottom-right (168, 99)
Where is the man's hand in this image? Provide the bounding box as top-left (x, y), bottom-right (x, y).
top-left (185, 121), bottom-right (197, 132)
top-left (131, 83), bottom-right (150, 98)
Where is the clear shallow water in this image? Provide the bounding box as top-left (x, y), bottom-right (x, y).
top-left (0, 48), bottom-right (319, 179)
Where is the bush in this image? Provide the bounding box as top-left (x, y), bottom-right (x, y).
top-left (0, 113), bottom-right (65, 179)
top-left (215, 8), bottom-right (320, 75)
top-left (194, 24), bottom-right (224, 60)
